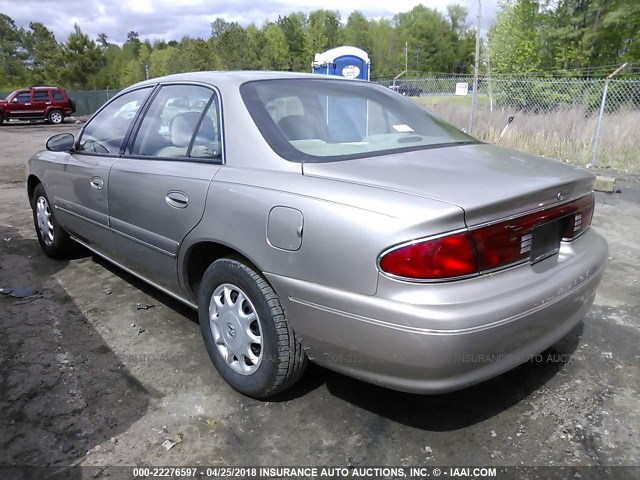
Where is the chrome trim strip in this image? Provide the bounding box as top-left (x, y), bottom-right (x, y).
top-left (54, 205), bottom-right (109, 230)
top-left (110, 227), bottom-right (176, 258)
top-left (56, 204), bottom-right (177, 259)
top-left (70, 236), bottom-right (197, 310)
top-left (467, 192), bottom-right (592, 231)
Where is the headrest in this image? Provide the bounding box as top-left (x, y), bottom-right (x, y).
top-left (170, 112), bottom-right (202, 148)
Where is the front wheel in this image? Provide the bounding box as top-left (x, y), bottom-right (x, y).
top-left (31, 183), bottom-right (75, 259)
top-left (47, 110), bottom-right (64, 124)
top-left (198, 257), bottom-right (307, 398)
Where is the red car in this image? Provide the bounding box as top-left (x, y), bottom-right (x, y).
top-left (0, 87), bottom-right (75, 125)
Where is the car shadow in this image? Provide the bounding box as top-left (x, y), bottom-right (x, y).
top-left (0, 226), bottom-right (159, 475)
top-left (90, 255), bottom-right (198, 323)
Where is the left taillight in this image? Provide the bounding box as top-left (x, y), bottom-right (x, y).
top-left (378, 232), bottom-right (478, 280)
top-left (379, 193), bottom-right (595, 281)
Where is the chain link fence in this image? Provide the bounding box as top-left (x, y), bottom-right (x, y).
top-left (377, 75), bottom-right (640, 172)
top-left (3, 77), bottom-right (639, 171)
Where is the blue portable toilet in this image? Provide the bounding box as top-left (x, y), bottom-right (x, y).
top-left (312, 47), bottom-right (370, 141)
top-left (312, 46), bottom-right (370, 80)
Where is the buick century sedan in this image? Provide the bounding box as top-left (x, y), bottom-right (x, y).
top-left (27, 72), bottom-right (608, 398)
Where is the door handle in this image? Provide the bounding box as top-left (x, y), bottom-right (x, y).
top-left (90, 177), bottom-right (104, 190)
top-left (166, 191), bottom-right (188, 209)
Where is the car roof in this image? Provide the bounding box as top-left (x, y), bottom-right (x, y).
top-left (128, 70), bottom-right (363, 91)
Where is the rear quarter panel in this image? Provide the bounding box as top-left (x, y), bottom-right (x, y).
top-left (179, 165), bottom-right (466, 298)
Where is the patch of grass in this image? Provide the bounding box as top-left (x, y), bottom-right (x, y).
top-left (414, 98), bottom-right (640, 172)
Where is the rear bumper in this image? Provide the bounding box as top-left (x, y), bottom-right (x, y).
top-left (266, 229), bottom-right (608, 394)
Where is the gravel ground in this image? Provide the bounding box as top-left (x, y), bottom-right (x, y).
top-left (0, 123), bottom-right (638, 477)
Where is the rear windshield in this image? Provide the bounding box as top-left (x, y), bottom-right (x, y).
top-left (240, 79), bottom-right (477, 163)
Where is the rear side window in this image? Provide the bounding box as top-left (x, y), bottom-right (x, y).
top-left (34, 91), bottom-right (50, 101)
top-left (52, 90), bottom-right (64, 101)
top-left (78, 87), bottom-right (152, 155)
top-left (130, 84), bottom-right (219, 160)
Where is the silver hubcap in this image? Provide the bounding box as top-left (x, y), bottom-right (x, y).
top-left (50, 112), bottom-right (62, 123)
top-left (209, 283), bottom-right (263, 375)
top-left (36, 196), bottom-right (54, 246)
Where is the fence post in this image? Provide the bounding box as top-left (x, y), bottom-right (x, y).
top-left (591, 63), bottom-right (627, 167)
top-left (591, 80), bottom-right (609, 167)
top-left (468, 0), bottom-right (481, 134)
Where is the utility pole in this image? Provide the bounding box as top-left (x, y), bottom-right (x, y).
top-left (468, 0), bottom-right (481, 134)
top-left (405, 41), bottom-right (408, 73)
top-left (485, 37), bottom-right (493, 113)
top-left (393, 41), bottom-right (409, 87)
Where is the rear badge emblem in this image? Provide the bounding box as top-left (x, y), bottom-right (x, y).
top-left (557, 192), bottom-right (563, 201)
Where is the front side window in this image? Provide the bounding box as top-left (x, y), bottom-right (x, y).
top-left (34, 91), bottom-right (50, 102)
top-left (14, 92), bottom-right (31, 103)
top-left (130, 84), bottom-right (219, 160)
top-left (78, 87), bottom-right (152, 155)
top-left (240, 79), bottom-right (477, 162)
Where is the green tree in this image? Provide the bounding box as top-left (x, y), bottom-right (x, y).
top-left (342, 11), bottom-right (372, 53)
top-left (262, 23), bottom-right (290, 70)
top-left (22, 22), bottom-right (62, 85)
top-left (60, 24), bottom-right (105, 88)
top-left (446, 5), bottom-right (475, 73)
top-left (307, 10), bottom-right (342, 54)
top-left (396, 5), bottom-right (458, 73)
top-left (276, 13), bottom-right (309, 71)
top-left (488, 0), bottom-right (544, 73)
top-left (97, 33), bottom-right (110, 48)
top-left (447, 4), bottom-right (469, 34)
top-left (369, 18), bottom-right (401, 77)
top-left (210, 18), bottom-right (238, 39)
top-left (216, 24), bottom-right (249, 69)
top-left (0, 14), bottom-right (27, 87)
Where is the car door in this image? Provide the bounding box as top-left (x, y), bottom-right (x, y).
top-left (6, 90), bottom-right (33, 119)
top-left (108, 83), bottom-right (223, 293)
top-left (32, 90), bottom-right (51, 118)
top-left (48, 87), bottom-right (153, 252)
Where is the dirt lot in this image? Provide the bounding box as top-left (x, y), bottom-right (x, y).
top-left (0, 123), bottom-right (639, 475)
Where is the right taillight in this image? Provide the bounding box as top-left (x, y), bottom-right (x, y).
top-left (379, 193), bottom-right (595, 281)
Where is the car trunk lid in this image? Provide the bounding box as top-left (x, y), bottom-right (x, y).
top-left (302, 143), bottom-right (595, 226)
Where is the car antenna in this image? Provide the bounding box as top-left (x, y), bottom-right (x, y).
top-left (496, 116), bottom-right (515, 144)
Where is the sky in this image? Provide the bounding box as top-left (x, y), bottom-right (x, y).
top-left (0, 0), bottom-right (498, 44)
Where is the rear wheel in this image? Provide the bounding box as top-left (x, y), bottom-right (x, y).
top-left (0, 113), bottom-right (4, 125)
top-left (198, 257), bottom-right (307, 398)
top-left (47, 110), bottom-right (64, 124)
top-left (31, 183), bottom-right (75, 259)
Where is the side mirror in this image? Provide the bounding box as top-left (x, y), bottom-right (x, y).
top-left (46, 133), bottom-right (75, 152)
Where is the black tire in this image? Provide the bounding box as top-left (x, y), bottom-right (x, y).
top-left (0, 113), bottom-right (4, 125)
top-left (47, 110), bottom-right (64, 124)
top-left (31, 183), bottom-right (75, 259)
top-left (198, 257), bottom-right (307, 398)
